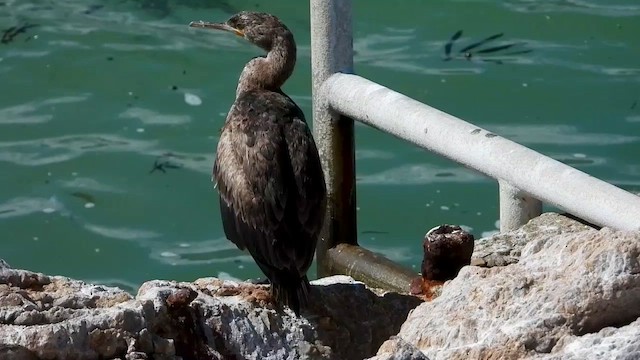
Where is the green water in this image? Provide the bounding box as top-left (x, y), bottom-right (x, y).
top-left (1, 0), bottom-right (639, 291)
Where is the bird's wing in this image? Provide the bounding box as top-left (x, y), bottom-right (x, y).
top-left (283, 113), bottom-right (327, 272)
top-left (212, 93), bottom-right (299, 273)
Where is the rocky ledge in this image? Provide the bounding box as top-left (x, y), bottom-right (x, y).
top-left (372, 213), bottom-right (640, 360)
top-left (0, 264), bottom-right (420, 359)
top-left (1, 213), bottom-right (639, 360)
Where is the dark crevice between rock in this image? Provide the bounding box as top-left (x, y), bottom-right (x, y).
top-left (0, 344), bottom-right (40, 360)
top-left (524, 336), bottom-right (557, 354)
top-left (163, 288), bottom-right (231, 360)
top-left (560, 213), bottom-right (602, 230)
top-left (308, 283), bottom-right (423, 359)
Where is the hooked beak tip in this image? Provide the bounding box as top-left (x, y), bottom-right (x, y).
top-left (188, 21), bottom-right (244, 37)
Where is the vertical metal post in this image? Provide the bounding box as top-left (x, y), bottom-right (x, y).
top-left (499, 181), bottom-right (542, 232)
top-left (310, 0), bottom-right (357, 277)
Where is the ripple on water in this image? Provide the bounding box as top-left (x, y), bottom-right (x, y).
top-left (217, 272), bottom-right (243, 282)
top-left (358, 164), bottom-right (484, 185)
top-left (601, 68), bottom-right (640, 76)
top-left (0, 134), bottom-right (157, 166)
top-left (501, 0), bottom-right (640, 17)
top-left (365, 244), bottom-right (416, 263)
top-left (355, 32), bottom-right (417, 64)
top-left (60, 177), bottom-right (125, 193)
top-left (354, 29), bottom-right (488, 76)
top-left (150, 238), bottom-right (251, 266)
top-left (552, 153), bottom-right (607, 167)
top-left (485, 124), bottom-right (640, 146)
top-left (0, 196), bottom-right (66, 219)
top-left (119, 107), bottom-right (191, 125)
top-left (356, 149), bottom-right (395, 160)
top-left (46, 40), bottom-right (91, 49)
top-left (84, 223), bottom-right (160, 241)
top-left (0, 94), bottom-right (91, 125)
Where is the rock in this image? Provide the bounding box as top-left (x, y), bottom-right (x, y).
top-left (540, 318), bottom-right (640, 360)
top-left (0, 261), bottom-right (421, 360)
top-left (368, 336), bottom-right (430, 360)
top-left (383, 213), bottom-right (640, 360)
top-left (470, 213), bottom-right (594, 267)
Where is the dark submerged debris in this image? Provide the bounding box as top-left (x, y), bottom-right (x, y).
top-left (71, 192), bottom-right (96, 204)
top-left (1, 23), bottom-right (39, 45)
top-left (444, 30), bottom-right (463, 57)
top-left (83, 4), bottom-right (104, 15)
top-left (149, 155), bottom-right (182, 174)
top-left (443, 30), bottom-right (532, 64)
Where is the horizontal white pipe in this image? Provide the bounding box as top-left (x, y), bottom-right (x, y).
top-left (323, 73), bottom-right (640, 231)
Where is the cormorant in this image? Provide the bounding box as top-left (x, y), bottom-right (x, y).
top-left (189, 12), bottom-right (326, 315)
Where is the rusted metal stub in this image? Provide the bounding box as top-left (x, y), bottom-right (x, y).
top-left (409, 278), bottom-right (443, 301)
top-left (421, 225), bottom-right (474, 281)
top-left (409, 225), bottom-right (473, 300)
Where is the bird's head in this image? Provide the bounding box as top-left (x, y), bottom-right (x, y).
top-left (189, 11), bottom-right (292, 52)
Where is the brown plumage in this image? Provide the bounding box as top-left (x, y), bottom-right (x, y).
top-left (189, 12), bottom-right (326, 315)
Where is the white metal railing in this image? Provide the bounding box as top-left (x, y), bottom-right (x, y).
top-left (310, 0), bottom-right (640, 281)
top-left (324, 73), bottom-right (640, 231)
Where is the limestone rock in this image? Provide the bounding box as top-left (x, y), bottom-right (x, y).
top-left (470, 213), bottom-right (595, 267)
top-left (368, 336), bottom-right (430, 360)
top-left (386, 213), bottom-right (640, 360)
top-left (537, 318), bottom-right (640, 360)
top-left (0, 260), bottom-right (421, 360)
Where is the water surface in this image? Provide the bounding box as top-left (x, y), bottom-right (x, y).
top-left (1, 0), bottom-right (639, 289)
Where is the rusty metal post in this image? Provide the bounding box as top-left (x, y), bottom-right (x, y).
top-left (326, 244), bottom-right (416, 293)
top-left (310, 0), bottom-right (357, 277)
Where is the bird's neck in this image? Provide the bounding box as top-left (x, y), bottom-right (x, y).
top-left (236, 33), bottom-right (296, 97)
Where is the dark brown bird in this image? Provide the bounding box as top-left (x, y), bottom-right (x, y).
top-left (189, 12), bottom-right (326, 315)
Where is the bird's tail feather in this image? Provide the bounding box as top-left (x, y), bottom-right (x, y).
top-left (271, 275), bottom-right (311, 316)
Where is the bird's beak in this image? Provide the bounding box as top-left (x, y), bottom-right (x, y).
top-left (189, 21), bottom-right (245, 38)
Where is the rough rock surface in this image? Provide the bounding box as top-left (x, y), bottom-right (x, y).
top-left (470, 213), bottom-right (594, 267)
top-left (376, 213), bottom-right (640, 360)
top-left (368, 337), bottom-right (429, 360)
top-left (0, 261), bottom-right (421, 360)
